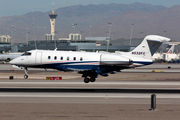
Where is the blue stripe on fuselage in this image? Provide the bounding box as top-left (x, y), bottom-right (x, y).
top-left (31, 61), bottom-right (100, 71)
top-left (133, 61), bottom-right (153, 65)
top-left (25, 61), bottom-right (152, 71)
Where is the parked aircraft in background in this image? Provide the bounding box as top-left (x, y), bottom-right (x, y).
top-left (152, 42), bottom-right (180, 63)
top-left (151, 45), bottom-right (174, 61)
top-left (0, 53), bottom-right (22, 62)
top-left (162, 43), bottom-right (180, 62)
top-left (10, 35), bottom-right (170, 83)
top-left (167, 45), bottom-right (175, 54)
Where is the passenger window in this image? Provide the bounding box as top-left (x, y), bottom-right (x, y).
top-left (61, 56), bottom-right (63, 60)
top-left (80, 57), bottom-right (83, 61)
top-left (48, 56), bottom-right (51, 60)
top-left (74, 57), bottom-right (76, 61)
top-left (67, 57), bottom-right (69, 60)
top-left (54, 56), bottom-right (57, 60)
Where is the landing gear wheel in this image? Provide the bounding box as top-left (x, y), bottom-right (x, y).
top-left (84, 78), bottom-right (90, 83)
top-left (24, 67), bottom-right (28, 79)
top-left (90, 78), bottom-right (96, 82)
top-left (24, 75), bottom-right (28, 79)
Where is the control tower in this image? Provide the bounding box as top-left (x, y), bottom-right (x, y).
top-left (49, 1), bottom-right (57, 39)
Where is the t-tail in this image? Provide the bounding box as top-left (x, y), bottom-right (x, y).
top-left (167, 45), bottom-right (174, 54)
top-left (126, 35), bottom-right (171, 59)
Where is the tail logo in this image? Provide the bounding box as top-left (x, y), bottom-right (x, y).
top-left (168, 50), bottom-right (172, 54)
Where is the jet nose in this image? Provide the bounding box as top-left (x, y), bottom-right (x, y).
top-left (9, 59), bottom-right (16, 65)
top-left (9, 60), bottom-right (13, 64)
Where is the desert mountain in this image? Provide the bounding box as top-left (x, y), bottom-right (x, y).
top-left (2, 2), bottom-right (180, 43)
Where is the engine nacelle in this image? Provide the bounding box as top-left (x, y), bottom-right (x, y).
top-left (100, 54), bottom-right (132, 66)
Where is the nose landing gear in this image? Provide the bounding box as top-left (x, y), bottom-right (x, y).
top-left (24, 74), bottom-right (28, 79)
top-left (24, 67), bottom-right (28, 79)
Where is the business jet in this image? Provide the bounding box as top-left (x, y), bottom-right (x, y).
top-left (10, 35), bottom-right (170, 83)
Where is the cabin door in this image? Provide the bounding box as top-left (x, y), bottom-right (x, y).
top-left (35, 52), bottom-right (42, 65)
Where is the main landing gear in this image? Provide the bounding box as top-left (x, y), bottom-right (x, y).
top-left (81, 71), bottom-right (97, 83)
top-left (84, 77), bottom-right (96, 83)
top-left (24, 67), bottom-right (28, 79)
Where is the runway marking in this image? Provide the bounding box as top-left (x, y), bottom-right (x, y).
top-left (0, 93), bottom-right (179, 98)
top-left (0, 82), bottom-right (180, 85)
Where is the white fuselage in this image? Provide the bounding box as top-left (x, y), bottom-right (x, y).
top-left (9, 35), bottom-right (171, 82)
top-left (10, 50), bottom-right (152, 74)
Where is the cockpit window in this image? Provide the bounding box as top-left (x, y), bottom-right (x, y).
top-left (21, 52), bottom-right (31, 56)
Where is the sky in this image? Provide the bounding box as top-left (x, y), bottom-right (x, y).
top-left (0, 0), bottom-right (180, 17)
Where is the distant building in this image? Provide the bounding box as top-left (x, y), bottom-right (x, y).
top-left (0, 35), bottom-right (11, 43)
top-left (69, 40), bottom-right (130, 52)
top-left (0, 35), bottom-right (11, 53)
top-left (69, 33), bottom-right (81, 40)
top-left (59, 33), bottom-right (82, 41)
top-left (45, 34), bottom-right (55, 41)
top-left (58, 38), bottom-right (70, 40)
top-left (85, 37), bottom-right (109, 41)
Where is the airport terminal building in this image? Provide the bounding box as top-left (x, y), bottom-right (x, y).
top-left (0, 38), bottom-right (130, 53)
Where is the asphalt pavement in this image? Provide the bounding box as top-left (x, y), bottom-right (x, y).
top-left (0, 63), bottom-right (180, 120)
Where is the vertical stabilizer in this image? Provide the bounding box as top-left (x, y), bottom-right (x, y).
top-left (127, 35), bottom-right (171, 59)
top-left (167, 45), bottom-right (174, 54)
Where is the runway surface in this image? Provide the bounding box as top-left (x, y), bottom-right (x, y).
top-left (0, 64), bottom-right (180, 119)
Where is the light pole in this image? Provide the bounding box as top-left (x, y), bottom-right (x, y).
top-left (7, 29), bottom-right (9, 43)
top-left (107, 23), bottom-right (112, 52)
top-left (32, 23), bottom-right (37, 49)
top-left (71, 23), bottom-right (77, 33)
top-left (106, 31), bottom-right (109, 52)
top-left (164, 30), bottom-right (166, 36)
top-left (54, 31), bottom-right (58, 49)
top-left (111, 32), bottom-right (115, 40)
top-left (108, 23), bottom-right (112, 38)
top-left (44, 27), bottom-right (46, 40)
top-left (130, 22), bottom-right (134, 46)
top-left (89, 26), bottom-right (92, 37)
top-left (140, 32), bottom-right (143, 39)
top-left (26, 28), bottom-right (30, 46)
top-left (14, 29), bottom-right (16, 43)
top-left (162, 30), bottom-right (166, 53)
top-left (11, 25), bottom-right (13, 47)
top-left (106, 31), bottom-right (109, 37)
top-left (80, 31), bottom-right (83, 40)
top-left (7, 29), bottom-right (9, 36)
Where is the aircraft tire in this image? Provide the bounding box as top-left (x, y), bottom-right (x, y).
top-left (24, 75), bottom-right (28, 79)
top-left (90, 78), bottom-right (96, 82)
top-left (84, 78), bottom-right (90, 83)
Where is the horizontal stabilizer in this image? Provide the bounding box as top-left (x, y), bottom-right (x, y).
top-left (145, 35), bottom-right (170, 42)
